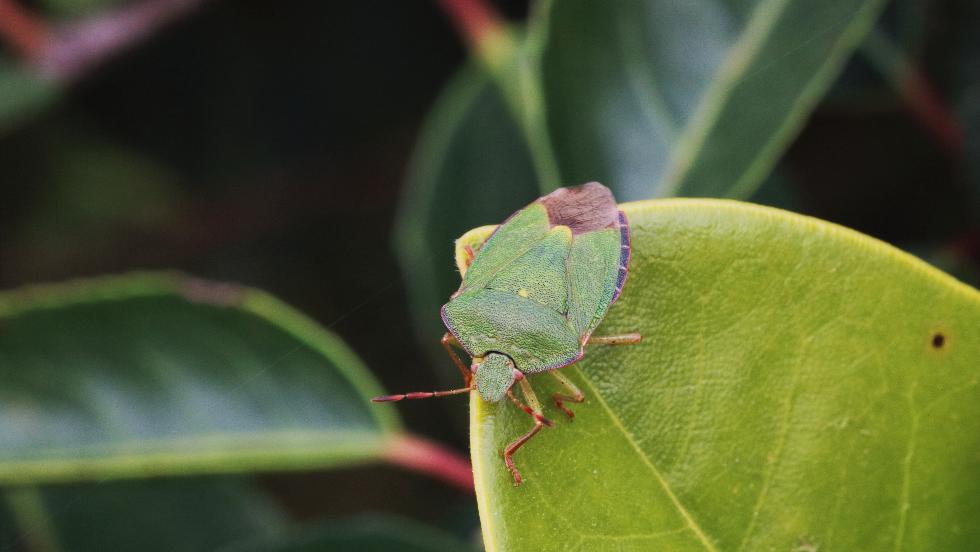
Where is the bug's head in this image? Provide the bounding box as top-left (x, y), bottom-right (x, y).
top-left (472, 353), bottom-right (518, 403)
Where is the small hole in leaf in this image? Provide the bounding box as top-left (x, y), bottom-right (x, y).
top-left (931, 333), bottom-right (946, 349)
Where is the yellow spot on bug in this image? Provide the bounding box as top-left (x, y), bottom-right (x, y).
top-left (518, 289), bottom-right (529, 298)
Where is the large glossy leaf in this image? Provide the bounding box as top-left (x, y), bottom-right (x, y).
top-left (0, 272), bottom-right (399, 483)
top-left (469, 200), bottom-right (980, 551)
top-left (538, 0), bottom-right (887, 199)
top-left (0, 59), bottom-right (58, 136)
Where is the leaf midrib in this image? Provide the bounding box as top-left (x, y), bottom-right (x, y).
top-left (573, 366), bottom-right (720, 552)
top-left (0, 429), bottom-right (387, 484)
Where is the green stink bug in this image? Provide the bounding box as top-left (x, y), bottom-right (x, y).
top-left (374, 182), bottom-right (640, 485)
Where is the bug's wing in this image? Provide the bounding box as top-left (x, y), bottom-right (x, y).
top-left (567, 211), bottom-right (630, 338)
top-left (485, 226), bottom-right (572, 314)
top-left (459, 183), bottom-right (621, 298)
top-left (458, 203), bottom-right (550, 293)
top-left (441, 289), bottom-right (581, 373)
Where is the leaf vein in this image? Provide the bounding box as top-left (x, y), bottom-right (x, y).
top-left (893, 385), bottom-right (919, 552)
top-left (575, 368), bottom-right (720, 552)
top-left (658, 0), bottom-right (791, 196)
top-left (735, 337), bottom-right (807, 551)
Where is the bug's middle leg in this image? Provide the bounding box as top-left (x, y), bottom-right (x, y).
top-left (549, 370), bottom-right (585, 419)
top-left (503, 378), bottom-right (552, 486)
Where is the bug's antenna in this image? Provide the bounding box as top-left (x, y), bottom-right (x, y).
top-left (372, 386), bottom-right (473, 402)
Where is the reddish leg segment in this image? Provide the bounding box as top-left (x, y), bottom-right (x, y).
top-left (549, 371), bottom-right (585, 419)
top-left (372, 333), bottom-right (475, 403)
top-left (503, 379), bottom-right (551, 486)
top-left (372, 385), bottom-right (472, 402)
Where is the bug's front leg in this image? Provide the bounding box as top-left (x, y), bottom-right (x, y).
top-left (549, 370), bottom-right (585, 419)
top-left (503, 378), bottom-right (553, 486)
top-left (587, 332), bottom-right (641, 346)
top-left (441, 332), bottom-right (472, 385)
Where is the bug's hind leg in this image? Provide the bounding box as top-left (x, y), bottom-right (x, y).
top-left (549, 371), bottom-right (585, 419)
top-left (503, 378), bottom-right (553, 486)
top-left (587, 332), bottom-right (642, 346)
top-left (441, 332), bottom-right (471, 385)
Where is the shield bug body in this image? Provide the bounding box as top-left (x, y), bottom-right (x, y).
top-left (374, 182), bottom-right (640, 485)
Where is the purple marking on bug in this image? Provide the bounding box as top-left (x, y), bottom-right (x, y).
top-left (611, 211), bottom-right (631, 303)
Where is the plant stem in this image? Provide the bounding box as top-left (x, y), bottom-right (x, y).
top-left (0, 0), bottom-right (208, 83)
top-left (861, 27), bottom-right (963, 155)
top-left (382, 433), bottom-right (474, 493)
top-left (435, 0), bottom-right (503, 51)
top-left (434, 0), bottom-right (561, 193)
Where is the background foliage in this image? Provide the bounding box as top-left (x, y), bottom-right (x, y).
top-left (0, 0), bottom-right (977, 550)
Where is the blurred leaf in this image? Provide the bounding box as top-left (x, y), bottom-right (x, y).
top-left (22, 126), bottom-right (184, 244)
top-left (0, 272), bottom-right (400, 484)
top-left (797, 0), bottom-right (929, 107)
top-left (469, 200), bottom-right (980, 551)
top-left (4, 478), bottom-right (286, 552)
top-left (0, 498), bottom-right (21, 548)
top-left (0, 60), bottom-right (57, 135)
top-left (0, 123), bottom-right (188, 279)
top-left (42, 131), bottom-right (182, 228)
top-left (394, 67), bottom-right (538, 377)
top-left (220, 514), bottom-right (474, 552)
top-left (538, 0), bottom-right (886, 199)
top-left (38, 0), bottom-right (130, 20)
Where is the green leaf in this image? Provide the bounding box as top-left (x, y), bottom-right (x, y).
top-left (4, 478), bottom-right (287, 552)
top-left (219, 514), bottom-right (475, 552)
top-left (0, 59), bottom-right (58, 135)
top-left (537, 0), bottom-right (886, 199)
top-left (0, 272), bottom-right (399, 483)
top-left (0, 497), bottom-right (22, 548)
top-left (37, 0), bottom-right (129, 20)
top-left (470, 200), bottom-right (980, 551)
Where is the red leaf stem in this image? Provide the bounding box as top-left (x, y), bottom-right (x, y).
top-left (435, 0), bottom-right (504, 51)
top-left (0, 0), bottom-right (50, 60)
top-left (382, 433), bottom-right (474, 493)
